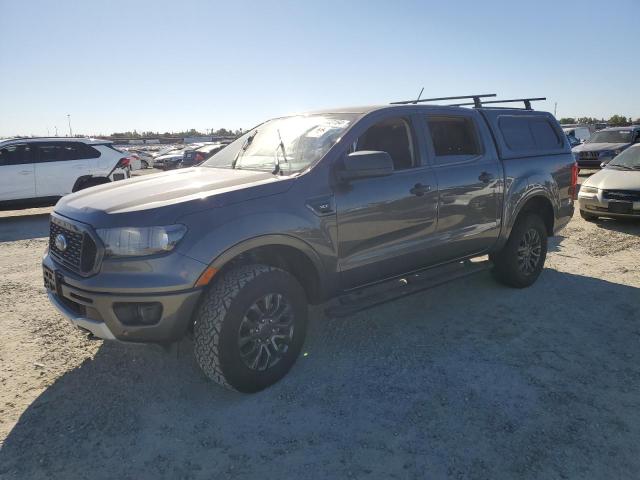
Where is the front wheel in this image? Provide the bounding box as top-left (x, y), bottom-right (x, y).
top-left (193, 264), bottom-right (308, 393)
top-left (491, 213), bottom-right (548, 288)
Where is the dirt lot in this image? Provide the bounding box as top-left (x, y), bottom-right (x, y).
top-left (1, 177), bottom-right (640, 479)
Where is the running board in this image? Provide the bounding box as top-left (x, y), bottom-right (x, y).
top-left (325, 260), bottom-right (492, 318)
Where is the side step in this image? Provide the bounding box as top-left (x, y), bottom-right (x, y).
top-left (325, 259), bottom-right (492, 318)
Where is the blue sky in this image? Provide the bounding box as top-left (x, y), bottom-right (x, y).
top-left (0, 0), bottom-right (637, 137)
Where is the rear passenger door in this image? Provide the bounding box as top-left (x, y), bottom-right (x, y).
top-left (0, 143), bottom-right (36, 201)
top-left (33, 142), bottom-right (92, 196)
top-left (422, 110), bottom-right (502, 260)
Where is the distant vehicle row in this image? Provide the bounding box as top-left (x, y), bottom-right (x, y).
top-left (0, 138), bottom-right (130, 205)
top-left (572, 125), bottom-right (640, 169)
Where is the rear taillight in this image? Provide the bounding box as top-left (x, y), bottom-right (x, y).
top-left (118, 157), bottom-right (130, 168)
top-left (569, 162), bottom-right (579, 199)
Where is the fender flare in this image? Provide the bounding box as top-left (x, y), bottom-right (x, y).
top-left (207, 233), bottom-right (329, 300)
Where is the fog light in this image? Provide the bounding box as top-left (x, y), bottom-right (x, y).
top-left (113, 302), bottom-right (163, 326)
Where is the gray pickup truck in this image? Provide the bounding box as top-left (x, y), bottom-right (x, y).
top-left (43, 95), bottom-right (576, 392)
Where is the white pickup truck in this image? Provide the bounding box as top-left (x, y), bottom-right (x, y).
top-left (0, 137), bottom-right (130, 206)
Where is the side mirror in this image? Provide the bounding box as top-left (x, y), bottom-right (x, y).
top-left (600, 160), bottom-right (609, 168)
top-left (338, 151), bottom-right (394, 181)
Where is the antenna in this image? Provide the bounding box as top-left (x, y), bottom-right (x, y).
top-left (415, 87), bottom-right (424, 104)
top-left (391, 93), bottom-right (496, 107)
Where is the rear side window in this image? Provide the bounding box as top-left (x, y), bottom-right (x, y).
top-left (499, 116), bottom-right (561, 151)
top-left (426, 116), bottom-right (482, 158)
top-left (0, 144), bottom-right (32, 166)
top-left (35, 142), bottom-right (101, 162)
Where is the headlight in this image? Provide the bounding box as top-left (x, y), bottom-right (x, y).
top-left (96, 225), bottom-right (187, 257)
top-left (579, 185), bottom-right (598, 194)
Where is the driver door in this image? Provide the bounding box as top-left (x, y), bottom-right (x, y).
top-left (334, 113), bottom-right (439, 289)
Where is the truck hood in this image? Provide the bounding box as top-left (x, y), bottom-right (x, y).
top-left (55, 167), bottom-right (295, 227)
top-left (572, 142), bottom-right (630, 153)
top-left (583, 168), bottom-right (640, 190)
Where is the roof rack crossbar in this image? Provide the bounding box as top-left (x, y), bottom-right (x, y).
top-left (391, 93), bottom-right (497, 107)
top-left (448, 97), bottom-right (546, 110)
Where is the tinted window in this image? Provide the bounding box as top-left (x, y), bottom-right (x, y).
top-left (427, 116), bottom-right (481, 157)
top-left (0, 144), bottom-right (32, 166)
top-left (499, 116), bottom-right (561, 151)
top-left (354, 117), bottom-right (415, 170)
top-left (35, 142), bottom-right (100, 162)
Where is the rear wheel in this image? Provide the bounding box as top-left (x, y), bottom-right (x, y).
top-left (193, 264), bottom-right (308, 393)
top-left (580, 209), bottom-right (598, 222)
top-left (491, 213), bottom-right (548, 288)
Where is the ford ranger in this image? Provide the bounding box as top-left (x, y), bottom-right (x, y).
top-left (43, 97), bottom-right (576, 392)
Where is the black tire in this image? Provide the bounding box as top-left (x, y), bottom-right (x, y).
top-left (491, 213), bottom-right (548, 288)
top-left (193, 264), bottom-right (308, 393)
top-left (580, 209), bottom-right (598, 222)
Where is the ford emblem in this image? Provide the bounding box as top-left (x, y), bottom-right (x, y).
top-left (55, 233), bottom-right (68, 252)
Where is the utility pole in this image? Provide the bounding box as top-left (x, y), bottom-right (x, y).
top-left (554, 102), bottom-right (557, 117)
top-left (67, 114), bottom-right (73, 137)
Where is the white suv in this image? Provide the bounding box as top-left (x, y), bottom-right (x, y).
top-left (0, 137), bottom-right (131, 204)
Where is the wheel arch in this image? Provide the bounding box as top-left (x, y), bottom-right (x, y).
top-left (72, 175), bottom-right (111, 192)
top-left (514, 194), bottom-right (555, 236)
top-left (207, 235), bottom-right (327, 304)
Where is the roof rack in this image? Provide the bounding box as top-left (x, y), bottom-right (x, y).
top-left (448, 97), bottom-right (546, 110)
top-left (391, 93), bottom-right (497, 108)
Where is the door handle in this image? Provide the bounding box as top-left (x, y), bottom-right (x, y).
top-left (410, 183), bottom-right (431, 196)
top-left (478, 172), bottom-right (494, 183)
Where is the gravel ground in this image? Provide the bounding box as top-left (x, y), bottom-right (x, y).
top-left (1, 175), bottom-right (639, 479)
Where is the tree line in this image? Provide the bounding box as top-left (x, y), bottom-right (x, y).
top-left (110, 128), bottom-right (242, 138)
top-left (559, 115), bottom-right (638, 126)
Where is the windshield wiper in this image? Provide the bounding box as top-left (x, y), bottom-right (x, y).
top-left (273, 129), bottom-right (288, 175)
top-left (232, 130), bottom-right (258, 169)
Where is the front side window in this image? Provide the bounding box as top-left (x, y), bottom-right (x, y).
top-left (0, 144), bottom-right (32, 166)
top-left (203, 114), bottom-right (357, 174)
top-left (352, 117), bottom-right (415, 170)
top-left (427, 116), bottom-right (481, 158)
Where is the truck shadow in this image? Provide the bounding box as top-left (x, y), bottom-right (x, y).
top-left (2, 269), bottom-right (640, 479)
top-left (592, 217), bottom-right (640, 235)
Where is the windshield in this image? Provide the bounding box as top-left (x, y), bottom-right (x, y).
top-left (608, 145), bottom-right (640, 169)
top-left (587, 130), bottom-right (633, 144)
top-left (202, 114), bottom-right (357, 173)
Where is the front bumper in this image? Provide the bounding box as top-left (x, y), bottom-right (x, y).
top-left (578, 191), bottom-right (640, 218)
top-left (43, 254), bottom-right (203, 343)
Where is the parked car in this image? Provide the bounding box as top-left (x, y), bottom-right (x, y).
top-left (181, 143), bottom-right (227, 168)
top-left (153, 149), bottom-right (186, 170)
top-left (0, 137), bottom-right (130, 206)
top-left (562, 126), bottom-right (592, 143)
top-left (578, 144), bottom-right (640, 220)
top-left (43, 100), bottom-right (575, 393)
top-left (566, 134), bottom-right (581, 148)
top-left (126, 149), bottom-right (154, 169)
top-left (572, 125), bottom-right (640, 168)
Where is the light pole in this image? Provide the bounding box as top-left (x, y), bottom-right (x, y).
top-left (54, 126), bottom-right (58, 137)
top-left (67, 114), bottom-right (73, 137)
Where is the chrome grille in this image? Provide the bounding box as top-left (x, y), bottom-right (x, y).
top-left (603, 190), bottom-right (640, 202)
top-left (579, 151), bottom-right (599, 160)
